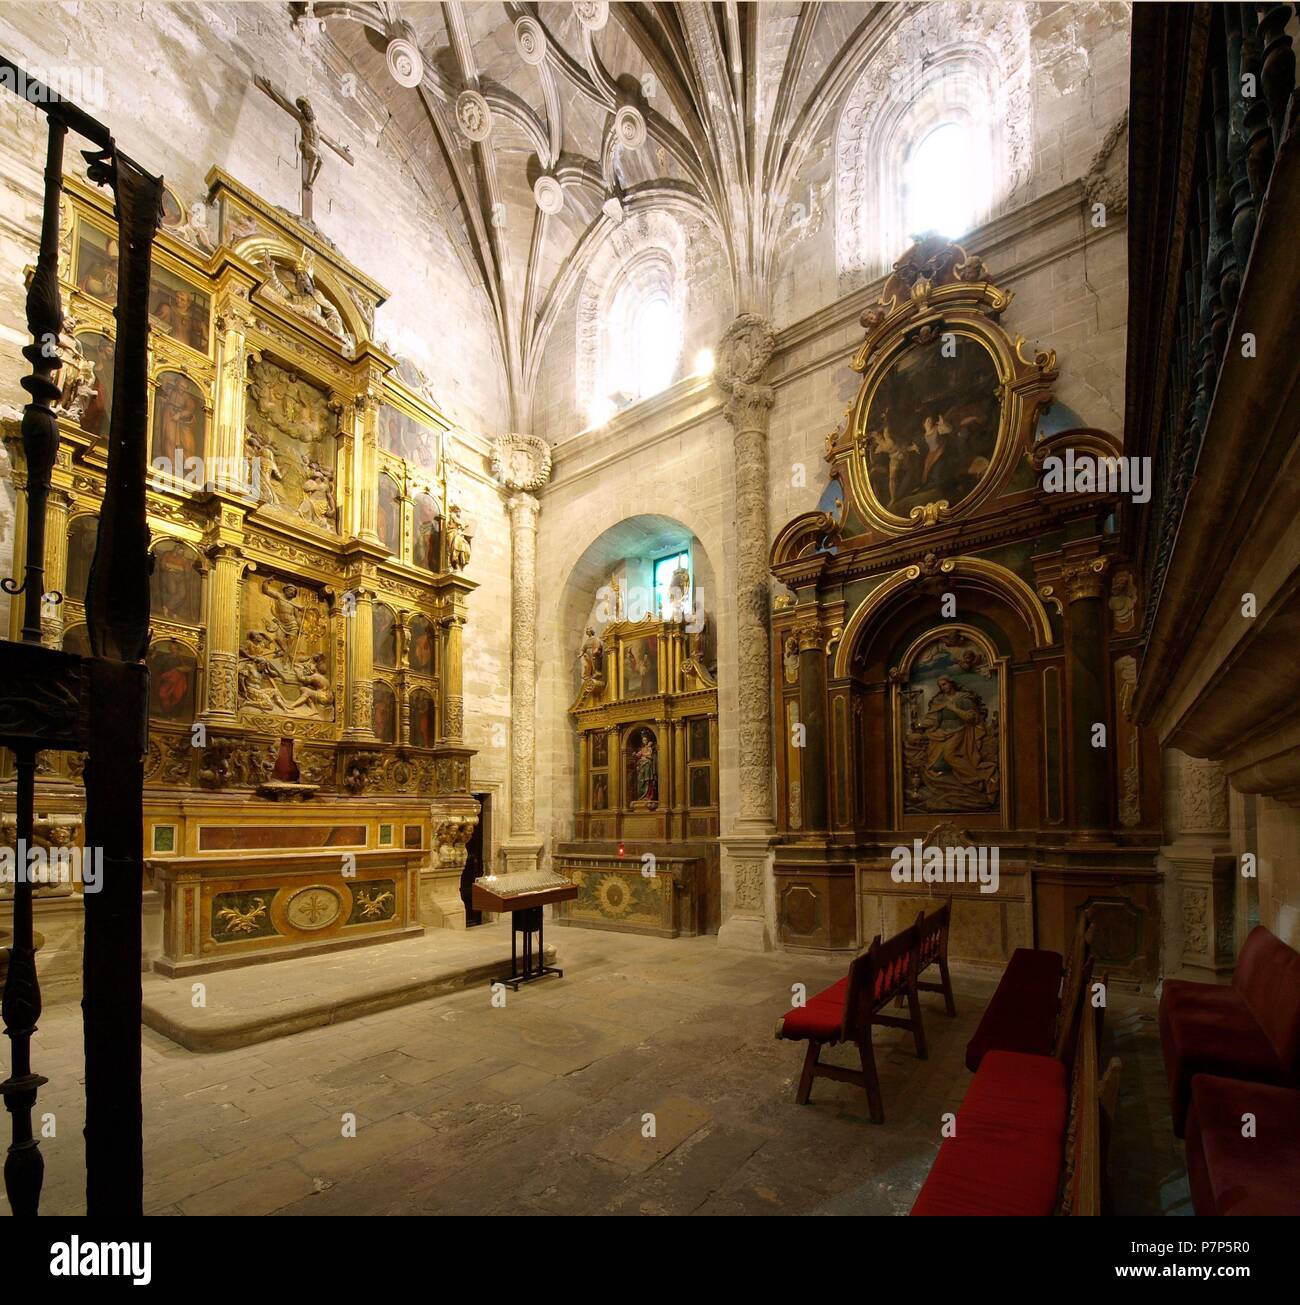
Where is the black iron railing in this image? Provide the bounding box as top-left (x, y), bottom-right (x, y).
top-left (0, 55), bottom-right (162, 1216)
top-left (1123, 4), bottom-right (1295, 638)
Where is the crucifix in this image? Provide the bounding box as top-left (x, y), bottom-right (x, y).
top-left (254, 74), bottom-right (354, 224)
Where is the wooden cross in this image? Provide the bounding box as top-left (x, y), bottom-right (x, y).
top-left (254, 74), bottom-right (354, 224)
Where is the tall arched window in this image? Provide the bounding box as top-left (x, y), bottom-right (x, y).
top-left (577, 212), bottom-right (687, 427)
top-left (905, 122), bottom-right (989, 241)
top-left (834, 2), bottom-right (1032, 285)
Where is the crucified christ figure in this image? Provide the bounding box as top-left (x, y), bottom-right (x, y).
top-left (254, 74), bottom-right (355, 223)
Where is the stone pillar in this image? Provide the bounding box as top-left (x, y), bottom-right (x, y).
top-left (1161, 750), bottom-right (1236, 980)
top-left (502, 492), bottom-right (544, 874)
top-left (715, 315), bottom-right (778, 950)
top-left (1062, 555), bottom-right (1111, 838)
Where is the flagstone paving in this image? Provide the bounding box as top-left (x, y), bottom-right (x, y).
top-left (11, 925), bottom-right (1184, 1216)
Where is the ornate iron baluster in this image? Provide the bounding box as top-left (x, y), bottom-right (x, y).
top-left (0, 93), bottom-right (68, 1219)
top-left (0, 55), bottom-right (161, 1216)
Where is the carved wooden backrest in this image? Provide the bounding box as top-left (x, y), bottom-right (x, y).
top-left (1054, 909), bottom-right (1096, 1058)
top-left (1058, 1004), bottom-right (1119, 1216)
top-left (915, 900), bottom-right (952, 971)
top-left (842, 923), bottom-right (918, 1039)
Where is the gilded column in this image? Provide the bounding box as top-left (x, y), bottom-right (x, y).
top-left (42, 485), bottom-right (72, 646)
top-left (715, 314), bottom-right (778, 951)
top-left (211, 288), bottom-right (253, 494)
top-left (439, 609), bottom-right (465, 742)
top-left (501, 491), bottom-right (544, 873)
top-left (354, 379), bottom-right (383, 544)
top-left (343, 580), bottom-right (375, 740)
top-left (202, 535), bottom-right (246, 723)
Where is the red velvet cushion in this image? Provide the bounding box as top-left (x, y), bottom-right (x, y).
top-left (911, 1049), bottom-right (1068, 1216)
top-left (910, 1130), bottom-right (1063, 1215)
top-left (777, 976), bottom-right (847, 1042)
top-left (1185, 1075), bottom-right (1300, 1215)
top-left (1233, 927), bottom-right (1300, 1070)
top-left (958, 1051), bottom-right (1069, 1141)
top-left (964, 948), bottom-right (1064, 1072)
top-left (1158, 979), bottom-right (1293, 1137)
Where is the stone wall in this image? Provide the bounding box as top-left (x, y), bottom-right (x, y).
top-left (531, 4), bottom-right (1134, 905)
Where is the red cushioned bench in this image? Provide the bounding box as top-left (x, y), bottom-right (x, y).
top-left (964, 909), bottom-right (1093, 1072)
top-left (776, 906), bottom-right (954, 1125)
top-left (912, 988), bottom-right (1118, 1216)
top-left (1158, 925), bottom-right (1300, 1138)
top-left (1184, 1074), bottom-right (1300, 1216)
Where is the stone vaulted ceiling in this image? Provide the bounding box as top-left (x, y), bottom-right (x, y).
top-left (304, 0), bottom-right (896, 426)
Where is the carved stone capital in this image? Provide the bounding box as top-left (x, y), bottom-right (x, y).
top-left (1061, 557), bottom-right (1109, 602)
top-left (491, 434), bottom-right (552, 492)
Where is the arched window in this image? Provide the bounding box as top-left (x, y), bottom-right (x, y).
top-left (834, 2), bottom-right (1032, 285)
top-left (904, 122), bottom-right (989, 241)
top-left (577, 212), bottom-right (687, 426)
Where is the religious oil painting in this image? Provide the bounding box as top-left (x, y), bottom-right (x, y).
top-left (373, 603), bottom-right (397, 669)
top-left (237, 577), bottom-right (335, 722)
top-left (65, 515), bottom-right (99, 603)
top-left (377, 473), bottom-right (402, 555)
top-left (622, 636), bottom-right (658, 698)
top-left (591, 733), bottom-right (608, 769)
top-left (591, 772), bottom-right (609, 811)
top-left (689, 765), bottom-right (711, 808)
top-left (74, 222), bottom-right (118, 302)
top-left (151, 371), bottom-right (206, 468)
top-left (407, 615), bottom-right (435, 675)
top-left (627, 727), bottom-right (659, 805)
top-left (148, 264), bottom-right (211, 353)
top-left (245, 358), bottom-right (338, 530)
top-left (70, 331), bottom-right (114, 439)
top-left (898, 630), bottom-right (1001, 816)
top-left (413, 493), bottom-right (441, 571)
top-left (150, 540), bottom-right (202, 624)
top-left (860, 333), bottom-right (1001, 519)
top-left (689, 717), bottom-right (710, 762)
top-left (410, 689), bottom-right (437, 748)
top-left (147, 641), bottom-right (198, 723)
top-left (372, 682), bottom-right (397, 743)
top-left (378, 404), bottom-right (441, 471)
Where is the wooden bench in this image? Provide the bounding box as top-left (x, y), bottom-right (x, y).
top-left (912, 976), bottom-right (1119, 1216)
top-left (775, 905), bottom-right (955, 1125)
top-left (964, 908), bottom-right (1093, 1072)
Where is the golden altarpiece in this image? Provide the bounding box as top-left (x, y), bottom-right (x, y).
top-left (1, 167), bottom-right (480, 979)
top-left (554, 579), bottom-right (720, 938)
top-left (768, 236), bottom-right (1163, 982)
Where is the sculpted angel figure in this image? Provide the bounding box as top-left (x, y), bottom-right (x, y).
top-left (245, 426), bottom-right (284, 506)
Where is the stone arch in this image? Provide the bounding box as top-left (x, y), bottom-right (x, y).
top-left (536, 505), bottom-right (731, 857)
top-left (835, 0), bottom-right (1033, 288)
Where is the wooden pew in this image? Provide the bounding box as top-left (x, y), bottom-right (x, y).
top-left (912, 976), bottom-right (1119, 1215)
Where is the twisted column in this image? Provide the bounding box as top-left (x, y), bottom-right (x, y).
top-left (715, 314), bottom-right (777, 950)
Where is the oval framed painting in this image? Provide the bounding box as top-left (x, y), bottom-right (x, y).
top-left (851, 327), bottom-right (1006, 531)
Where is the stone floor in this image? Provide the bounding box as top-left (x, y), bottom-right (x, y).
top-left (15, 926), bottom-right (1189, 1216)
